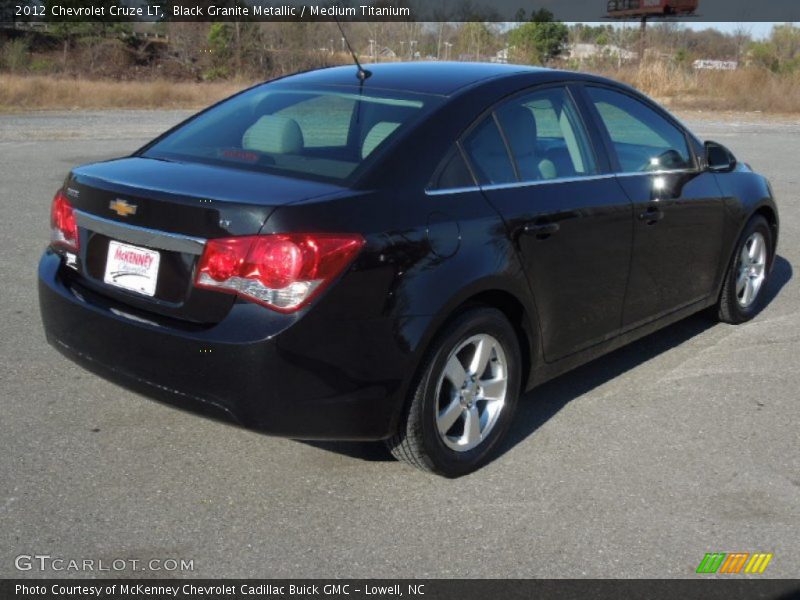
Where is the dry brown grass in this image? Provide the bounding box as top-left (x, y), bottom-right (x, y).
top-left (0, 74), bottom-right (254, 111)
top-left (2, 66), bottom-right (799, 114)
top-left (594, 62), bottom-right (800, 114)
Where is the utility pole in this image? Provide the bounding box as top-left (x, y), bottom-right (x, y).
top-left (605, 1), bottom-right (699, 65)
top-left (639, 16), bottom-right (648, 63)
top-left (444, 42), bottom-right (452, 61)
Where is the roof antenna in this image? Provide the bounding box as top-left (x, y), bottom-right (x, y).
top-left (334, 16), bottom-right (372, 81)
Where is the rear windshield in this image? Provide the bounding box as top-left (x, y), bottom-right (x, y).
top-left (141, 83), bottom-right (442, 183)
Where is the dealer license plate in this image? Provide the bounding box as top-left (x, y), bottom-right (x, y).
top-left (103, 240), bottom-right (160, 297)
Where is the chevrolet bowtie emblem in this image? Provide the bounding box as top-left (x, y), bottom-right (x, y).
top-left (109, 199), bottom-right (137, 217)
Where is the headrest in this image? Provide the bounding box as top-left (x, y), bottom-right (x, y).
top-left (362, 122), bottom-right (401, 159)
top-left (538, 159), bottom-right (557, 180)
top-left (502, 106), bottom-right (538, 156)
top-left (242, 115), bottom-right (303, 154)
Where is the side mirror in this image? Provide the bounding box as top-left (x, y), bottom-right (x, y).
top-left (705, 141), bottom-right (737, 173)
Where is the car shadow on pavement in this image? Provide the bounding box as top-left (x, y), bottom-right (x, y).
top-left (760, 254), bottom-right (793, 308)
top-left (499, 254), bottom-right (792, 462)
top-left (303, 255), bottom-right (792, 467)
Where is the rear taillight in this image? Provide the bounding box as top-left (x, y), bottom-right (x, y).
top-left (195, 233), bottom-right (365, 313)
top-left (51, 190), bottom-right (79, 252)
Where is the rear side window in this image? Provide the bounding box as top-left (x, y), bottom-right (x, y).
top-left (495, 87), bottom-right (596, 182)
top-left (141, 85), bottom-right (442, 183)
top-left (462, 117), bottom-right (516, 185)
top-left (586, 86), bottom-right (693, 173)
top-left (429, 147), bottom-right (475, 190)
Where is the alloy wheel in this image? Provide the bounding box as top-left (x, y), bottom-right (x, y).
top-left (435, 334), bottom-right (508, 452)
top-left (736, 231), bottom-right (768, 308)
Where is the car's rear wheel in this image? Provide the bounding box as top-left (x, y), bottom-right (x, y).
top-left (716, 215), bottom-right (774, 324)
top-left (386, 307), bottom-right (521, 477)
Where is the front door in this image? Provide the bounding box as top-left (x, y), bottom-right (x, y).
top-left (582, 85), bottom-right (725, 327)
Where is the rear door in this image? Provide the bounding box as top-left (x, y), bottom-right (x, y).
top-left (463, 85), bottom-right (634, 362)
top-left (580, 85), bottom-right (725, 327)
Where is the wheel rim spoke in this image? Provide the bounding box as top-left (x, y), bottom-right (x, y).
top-left (437, 397), bottom-right (463, 435)
top-left (480, 377), bottom-right (506, 400)
top-left (469, 338), bottom-right (493, 377)
top-left (743, 278), bottom-right (755, 306)
top-left (748, 237), bottom-right (759, 260)
top-left (443, 356), bottom-right (467, 389)
top-left (740, 244), bottom-right (751, 266)
top-left (751, 275), bottom-right (764, 299)
top-left (736, 269), bottom-right (748, 295)
top-left (463, 405), bottom-right (481, 445)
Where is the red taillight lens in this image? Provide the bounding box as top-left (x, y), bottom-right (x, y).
top-left (50, 190), bottom-right (79, 251)
top-left (195, 233), bottom-right (365, 313)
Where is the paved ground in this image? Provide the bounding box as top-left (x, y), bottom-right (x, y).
top-left (1, 110), bottom-right (798, 579)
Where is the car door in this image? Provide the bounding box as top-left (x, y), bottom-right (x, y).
top-left (461, 85), bottom-right (634, 362)
top-left (581, 85), bottom-right (725, 328)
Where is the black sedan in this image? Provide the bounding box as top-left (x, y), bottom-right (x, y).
top-left (39, 62), bottom-right (779, 476)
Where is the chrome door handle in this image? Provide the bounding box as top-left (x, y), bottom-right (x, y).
top-left (638, 207), bottom-right (664, 224)
top-left (523, 222), bottom-right (560, 239)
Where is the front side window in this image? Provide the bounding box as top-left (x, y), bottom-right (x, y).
top-left (586, 86), bottom-right (693, 173)
top-left (495, 87), bottom-right (597, 182)
top-left (141, 85), bottom-right (442, 183)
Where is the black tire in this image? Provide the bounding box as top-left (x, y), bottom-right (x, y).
top-left (716, 215), bottom-right (774, 324)
top-left (386, 307), bottom-right (522, 477)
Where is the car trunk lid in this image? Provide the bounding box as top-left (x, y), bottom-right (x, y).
top-left (63, 157), bottom-right (347, 324)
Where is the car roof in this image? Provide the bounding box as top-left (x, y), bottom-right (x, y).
top-left (276, 62), bottom-right (551, 96)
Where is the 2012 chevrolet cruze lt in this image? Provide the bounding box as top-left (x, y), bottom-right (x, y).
top-left (39, 62), bottom-right (779, 476)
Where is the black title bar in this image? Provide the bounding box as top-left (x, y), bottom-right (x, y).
top-left (3, 0), bottom-right (800, 22)
top-left (3, 579), bottom-right (800, 600)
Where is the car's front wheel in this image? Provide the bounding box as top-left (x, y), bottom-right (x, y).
top-left (387, 307), bottom-right (521, 477)
top-left (716, 215), bottom-right (774, 324)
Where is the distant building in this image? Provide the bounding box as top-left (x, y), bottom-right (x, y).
top-left (363, 47), bottom-right (397, 59)
top-left (492, 47), bottom-right (510, 64)
top-left (692, 59), bottom-right (738, 71)
top-left (568, 43), bottom-right (636, 63)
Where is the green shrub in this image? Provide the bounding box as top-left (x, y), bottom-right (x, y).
top-left (29, 58), bottom-right (55, 74)
top-left (202, 66), bottom-right (230, 81)
top-left (1, 39), bottom-right (31, 72)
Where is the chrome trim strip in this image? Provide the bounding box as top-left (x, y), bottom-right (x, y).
top-left (614, 168), bottom-right (699, 178)
top-left (425, 173), bottom-right (618, 195)
top-left (425, 168), bottom-right (703, 196)
top-left (74, 210), bottom-right (207, 255)
top-left (480, 173), bottom-right (618, 191)
top-left (426, 185), bottom-right (484, 196)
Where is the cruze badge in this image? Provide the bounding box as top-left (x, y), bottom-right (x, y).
top-left (109, 199), bottom-right (137, 217)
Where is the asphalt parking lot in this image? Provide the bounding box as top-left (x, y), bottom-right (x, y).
top-left (1, 109), bottom-right (798, 579)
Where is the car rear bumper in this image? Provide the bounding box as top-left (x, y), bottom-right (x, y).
top-left (38, 250), bottom-right (411, 440)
